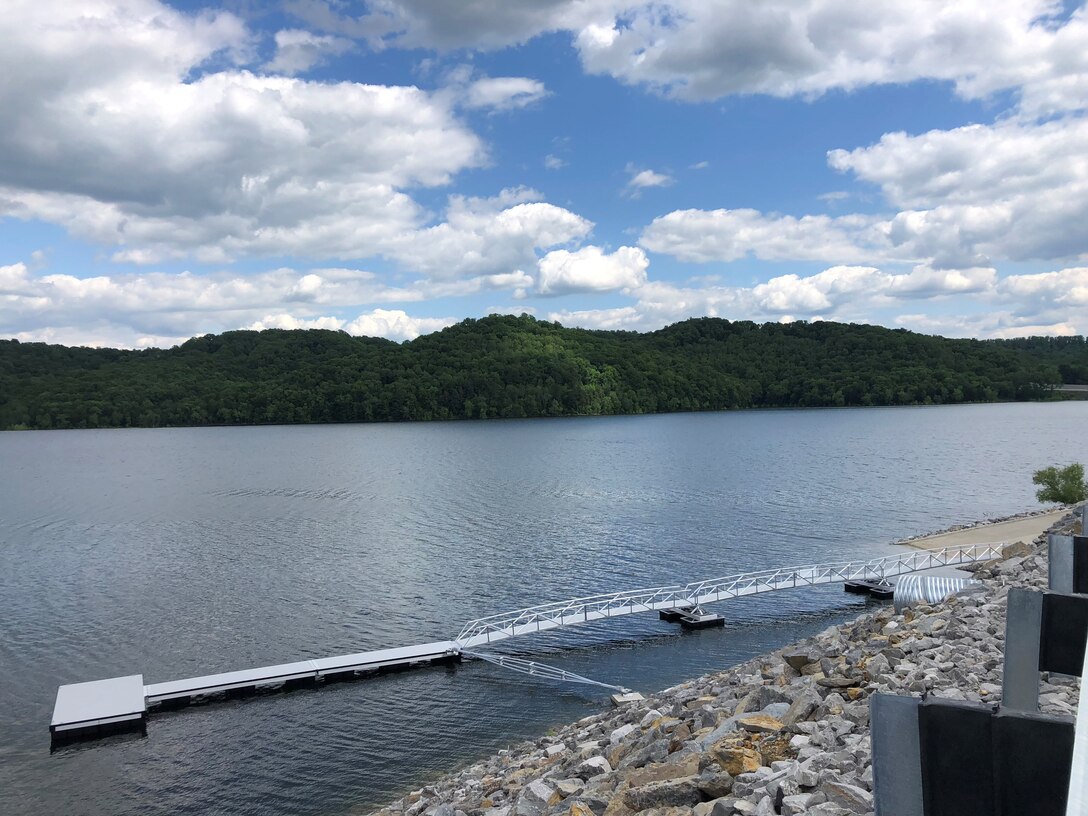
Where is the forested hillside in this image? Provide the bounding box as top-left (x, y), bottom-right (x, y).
top-left (0, 316), bottom-right (1080, 430)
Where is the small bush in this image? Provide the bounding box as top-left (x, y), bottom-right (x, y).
top-left (1033, 463), bottom-right (1087, 505)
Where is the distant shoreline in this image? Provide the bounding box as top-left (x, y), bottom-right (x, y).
top-left (2, 316), bottom-right (1074, 430)
top-left (3, 395), bottom-right (1082, 433)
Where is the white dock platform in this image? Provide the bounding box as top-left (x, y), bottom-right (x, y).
top-left (144, 640), bottom-right (457, 702)
top-left (52, 641), bottom-right (458, 743)
top-left (51, 674), bottom-right (147, 735)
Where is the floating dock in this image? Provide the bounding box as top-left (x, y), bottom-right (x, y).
top-left (844, 579), bottom-right (895, 599)
top-left (52, 641), bottom-right (458, 745)
top-left (52, 543), bottom-right (1003, 746)
top-left (50, 674), bottom-right (147, 741)
top-left (659, 606), bottom-right (725, 628)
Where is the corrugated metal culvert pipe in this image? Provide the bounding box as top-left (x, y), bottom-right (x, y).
top-left (893, 574), bottom-right (981, 613)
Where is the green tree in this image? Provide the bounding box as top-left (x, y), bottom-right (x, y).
top-left (1032, 463), bottom-right (1087, 505)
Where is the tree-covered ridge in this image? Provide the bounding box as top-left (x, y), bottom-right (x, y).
top-left (0, 315), bottom-right (1080, 430)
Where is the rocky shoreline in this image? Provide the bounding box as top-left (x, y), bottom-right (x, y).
top-left (367, 510), bottom-right (1080, 816)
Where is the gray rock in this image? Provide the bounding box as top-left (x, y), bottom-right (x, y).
top-left (783, 648), bottom-right (820, 670)
top-left (780, 793), bottom-right (819, 816)
top-left (693, 798), bottom-right (738, 816)
top-left (624, 778), bottom-right (703, 811)
top-left (781, 689), bottom-right (821, 727)
top-left (610, 724), bottom-right (637, 744)
top-left (757, 686), bottom-right (794, 708)
top-left (515, 781), bottom-right (558, 816)
top-left (574, 757), bottom-right (611, 780)
top-left (555, 779), bottom-right (584, 798)
top-left (696, 720), bottom-right (741, 750)
top-left (695, 770), bottom-right (734, 799)
top-left (765, 775), bottom-right (800, 801)
top-left (803, 804), bottom-right (851, 816)
top-left (821, 780), bottom-right (874, 812)
top-left (618, 738), bottom-right (669, 770)
top-left (731, 770), bottom-right (772, 799)
top-left (760, 702), bottom-right (791, 720)
top-left (816, 676), bottom-right (858, 689)
top-left (640, 709), bottom-right (664, 728)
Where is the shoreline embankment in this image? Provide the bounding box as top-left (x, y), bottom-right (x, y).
top-left (363, 506), bottom-right (1080, 816)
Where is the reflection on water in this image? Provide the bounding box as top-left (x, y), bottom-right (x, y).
top-left (0, 403), bottom-right (1083, 815)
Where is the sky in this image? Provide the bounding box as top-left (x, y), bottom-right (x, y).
top-left (2, 1), bottom-right (1088, 348)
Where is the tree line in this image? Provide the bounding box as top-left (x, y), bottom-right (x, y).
top-left (0, 315), bottom-right (1080, 431)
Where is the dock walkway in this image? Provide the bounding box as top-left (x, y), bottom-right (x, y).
top-left (51, 543), bottom-right (1005, 744)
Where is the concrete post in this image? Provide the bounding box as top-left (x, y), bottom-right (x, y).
top-left (1002, 588), bottom-right (1043, 712)
top-left (871, 694), bottom-right (924, 816)
top-left (1050, 534), bottom-right (1075, 594)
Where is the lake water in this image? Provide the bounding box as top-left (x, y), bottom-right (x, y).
top-left (1, 403), bottom-right (1083, 815)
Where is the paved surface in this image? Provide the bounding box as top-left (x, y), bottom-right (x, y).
top-left (904, 508), bottom-right (1069, 551)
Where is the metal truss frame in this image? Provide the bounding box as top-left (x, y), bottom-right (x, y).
top-left (455, 544), bottom-right (1003, 649)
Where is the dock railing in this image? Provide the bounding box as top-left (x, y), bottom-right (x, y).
top-left (455, 543), bottom-right (1003, 648)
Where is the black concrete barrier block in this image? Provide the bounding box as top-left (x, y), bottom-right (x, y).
top-left (919, 698), bottom-right (995, 816)
top-left (992, 709), bottom-right (1074, 816)
top-left (1074, 535), bottom-right (1088, 594)
top-left (1039, 592), bottom-right (1088, 676)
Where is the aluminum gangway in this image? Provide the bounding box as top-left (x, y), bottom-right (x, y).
top-left (51, 543), bottom-right (1002, 743)
top-left (454, 544), bottom-right (1003, 647)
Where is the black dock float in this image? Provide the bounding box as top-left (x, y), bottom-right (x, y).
top-left (845, 579), bottom-right (895, 599)
top-left (659, 607), bottom-right (695, 622)
top-left (677, 611), bottom-right (725, 629)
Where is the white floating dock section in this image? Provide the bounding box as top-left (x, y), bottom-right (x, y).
top-left (52, 641), bottom-right (458, 744)
top-left (51, 674), bottom-right (147, 738)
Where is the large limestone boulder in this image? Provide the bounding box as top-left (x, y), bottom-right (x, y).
top-left (709, 739), bottom-right (762, 777)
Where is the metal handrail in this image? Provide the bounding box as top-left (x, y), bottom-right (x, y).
top-left (454, 544), bottom-right (1003, 648)
top-left (461, 650), bottom-right (630, 693)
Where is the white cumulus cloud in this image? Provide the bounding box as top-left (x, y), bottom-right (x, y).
top-left (640, 208), bottom-right (892, 264)
top-left (624, 166), bottom-right (674, 197)
top-left (550, 262), bottom-right (1088, 337)
top-left (829, 116), bottom-right (1088, 267)
top-left (247, 308), bottom-right (455, 341)
top-left (391, 188), bottom-right (592, 279)
top-left (0, 1), bottom-right (486, 264)
top-left (536, 245), bottom-right (648, 295)
top-left (462, 76), bottom-right (549, 111)
top-left (294, 1), bottom-right (1088, 114)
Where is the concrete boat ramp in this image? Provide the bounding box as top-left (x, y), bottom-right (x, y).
top-left (52, 542), bottom-right (1007, 746)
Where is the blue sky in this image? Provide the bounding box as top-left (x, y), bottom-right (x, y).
top-left (2, 1), bottom-right (1087, 347)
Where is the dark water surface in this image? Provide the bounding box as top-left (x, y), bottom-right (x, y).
top-left (1, 404), bottom-right (1084, 815)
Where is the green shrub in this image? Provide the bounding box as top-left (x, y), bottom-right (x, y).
top-left (1033, 463), bottom-right (1087, 505)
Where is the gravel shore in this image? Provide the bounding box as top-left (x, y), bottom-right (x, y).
top-left (366, 509), bottom-right (1080, 816)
